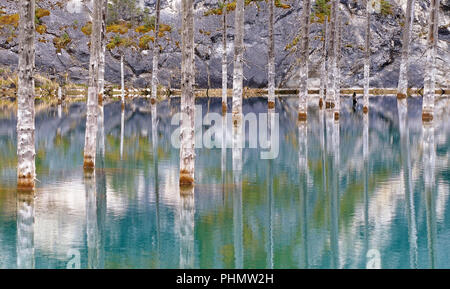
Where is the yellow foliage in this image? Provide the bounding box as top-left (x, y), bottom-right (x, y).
top-left (36, 24), bottom-right (47, 34)
top-left (36, 8), bottom-right (50, 19)
top-left (107, 22), bottom-right (130, 34)
top-left (81, 22), bottom-right (92, 36)
top-left (135, 25), bottom-right (152, 33)
top-left (139, 35), bottom-right (154, 50)
top-left (0, 14), bottom-right (19, 27)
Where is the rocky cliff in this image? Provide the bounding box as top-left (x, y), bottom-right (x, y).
top-left (0, 0), bottom-right (449, 89)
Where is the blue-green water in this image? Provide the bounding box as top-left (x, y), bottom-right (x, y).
top-left (0, 96), bottom-right (449, 269)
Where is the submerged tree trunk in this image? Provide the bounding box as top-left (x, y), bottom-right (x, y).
top-left (397, 0), bottom-right (415, 100)
top-left (179, 0), bottom-right (195, 188)
top-left (84, 0), bottom-right (102, 169)
top-left (423, 0), bottom-right (439, 122)
top-left (326, 0), bottom-right (337, 110)
top-left (120, 53), bottom-right (125, 108)
top-left (222, 2), bottom-right (228, 114)
top-left (17, 0), bottom-right (36, 189)
top-left (319, 18), bottom-right (329, 109)
top-left (363, 0), bottom-right (370, 114)
top-left (268, 0), bottom-right (275, 109)
top-left (298, 0), bottom-right (311, 121)
top-left (232, 0), bottom-right (245, 124)
top-left (151, 0), bottom-right (161, 105)
top-left (335, 11), bottom-right (342, 120)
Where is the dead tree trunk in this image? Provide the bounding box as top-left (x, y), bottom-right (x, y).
top-left (298, 0), bottom-right (312, 121)
top-left (268, 0), bottom-right (275, 109)
top-left (319, 17), bottom-right (329, 109)
top-left (179, 0), bottom-right (195, 188)
top-left (83, 0), bottom-right (102, 169)
top-left (363, 0), bottom-right (370, 114)
top-left (326, 0), bottom-right (337, 110)
top-left (423, 0), bottom-right (439, 122)
top-left (17, 0), bottom-right (36, 189)
top-left (151, 0), bottom-right (161, 105)
top-left (232, 0), bottom-right (245, 125)
top-left (222, 1), bottom-right (228, 114)
top-left (397, 0), bottom-right (415, 100)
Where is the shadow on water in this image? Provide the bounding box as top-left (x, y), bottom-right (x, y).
top-left (0, 95), bottom-right (449, 268)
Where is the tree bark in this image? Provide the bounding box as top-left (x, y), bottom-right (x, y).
top-left (151, 0), bottom-right (161, 104)
top-left (298, 0), bottom-right (311, 121)
top-left (335, 11), bottom-right (342, 120)
top-left (222, 2), bottom-right (228, 114)
top-left (423, 0), bottom-right (439, 122)
top-left (326, 0), bottom-right (337, 109)
top-left (84, 0), bottom-right (102, 169)
top-left (363, 0), bottom-right (370, 113)
top-left (319, 17), bottom-right (329, 109)
top-left (121, 53), bottom-right (125, 107)
top-left (98, 0), bottom-right (107, 105)
top-left (179, 0), bottom-right (195, 188)
top-left (232, 0), bottom-right (245, 124)
top-left (17, 0), bottom-right (36, 189)
top-left (397, 0), bottom-right (415, 100)
top-left (268, 0), bottom-right (275, 109)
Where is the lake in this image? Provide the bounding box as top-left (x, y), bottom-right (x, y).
top-left (0, 96), bottom-right (449, 269)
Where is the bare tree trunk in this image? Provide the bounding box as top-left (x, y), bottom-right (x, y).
top-left (17, 0), bottom-right (36, 189)
top-left (298, 0), bottom-right (311, 121)
top-left (98, 0), bottom-right (107, 106)
top-left (83, 0), bottom-right (102, 169)
top-left (232, 0), bottom-right (245, 125)
top-left (335, 11), bottom-right (342, 120)
top-left (363, 0), bottom-right (370, 114)
top-left (326, 0), bottom-right (337, 110)
top-left (397, 0), bottom-right (415, 100)
top-left (179, 0), bottom-right (195, 188)
top-left (151, 0), bottom-right (161, 105)
top-left (423, 0), bottom-right (439, 122)
top-left (319, 18), bottom-right (329, 109)
top-left (268, 0), bottom-right (275, 109)
top-left (222, 2), bottom-right (228, 114)
top-left (121, 53), bottom-right (125, 108)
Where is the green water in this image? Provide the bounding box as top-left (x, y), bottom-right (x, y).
top-left (0, 96), bottom-right (449, 269)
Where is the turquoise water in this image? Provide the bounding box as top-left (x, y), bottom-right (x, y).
top-left (0, 96), bottom-right (449, 269)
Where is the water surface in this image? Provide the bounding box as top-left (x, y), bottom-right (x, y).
top-left (0, 96), bottom-right (449, 269)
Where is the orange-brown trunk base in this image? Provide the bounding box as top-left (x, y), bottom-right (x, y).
top-left (363, 106), bottom-right (369, 114)
top-left (268, 101), bottom-right (275, 109)
top-left (222, 102), bottom-right (227, 114)
top-left (396, 92), bottom-right (407, 100)
top-left (422, 112), bottom-right (433, 122)
top-left (17, 176), bottom-right (35, 191)
top-left (326, 101), bottom-right (335, 109)
top-left (83, 157), bottom-right (95, 171)
top-left (334, 112), bottom-right (340, 121)
top-left (298, 112), bottom-right (307, 122)
top-left (150, 98), bottom-right (156, 105)
top-left (319, 98), bottom-right (324, 109)
top-left (121, 102), bottom-right (125, 111)
top-left (180, 170), bottom-right (194, 187)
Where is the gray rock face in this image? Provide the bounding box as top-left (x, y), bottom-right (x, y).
top-left (0, 0), bottom-right (448, 88)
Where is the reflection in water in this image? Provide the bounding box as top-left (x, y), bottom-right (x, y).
top-left (232, 118), bottom-right (243, 269)
top-left (423, 122), bottom-right (437, 268)
top-left (120, 108), bottom-right (125, 160)
top-left (298, 121), bottom-right (308, 268)
top-left (179, 188), bottom-right (195, 269)
top-left (0, 97), bottom-right (449, 269)
top-left (16, 191), bottom-right (35, 269)
top-left (397, 99), bottom-right (417, 268)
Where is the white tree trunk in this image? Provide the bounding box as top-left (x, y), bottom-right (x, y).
top-left (232, 0), bottom-right (245, 124)
top-left (83, 0), bottom-right (102, 169)
top-left (298, 0), bottom-right (311, 121)
top-left (326, 0), bottom-right (337, 109)
top-left (151, 0), bottom-right (161, 104)
top-left (363, 0), bottom-right (370, 113)
top-left (98, 0), bottom-right (107, 104)
top-left (121, 54), bottom-right (125, 107)
top-left (268, 0), bottom-right (275, 109)
top-left (179, 0), bottom-right (195, 187)
top-left (335, 11), bottom-right (342, 120)
top-left (179, 191), bottom-right (195, 268)
top-left (423, 0), bottom-right (439, 121)
top-left (222, 3), bottom-right (228, 114)
top-left (397, 0), bottom-right (415, 100)
top-left (17, 0), bottom-right (36, 189)
top-left (319, 18), bottom-right (329, 109)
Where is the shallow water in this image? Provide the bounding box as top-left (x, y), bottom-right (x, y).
top-left (0, 96), bottom-right (449, 269)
